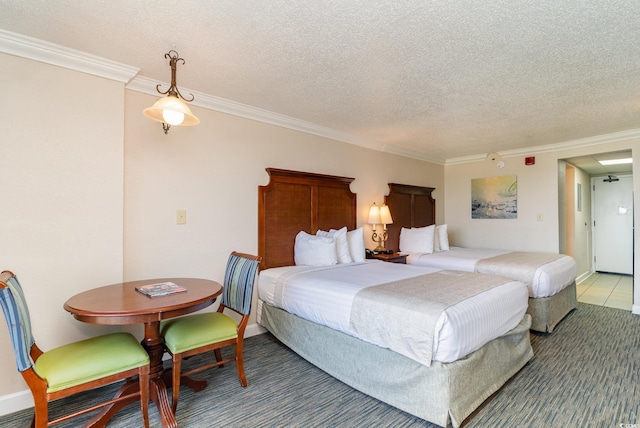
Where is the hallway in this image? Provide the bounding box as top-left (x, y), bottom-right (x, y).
top-left (577, 272), bottom-right (633, 310)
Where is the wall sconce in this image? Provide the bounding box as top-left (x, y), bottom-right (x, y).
top-left (143, 50), bottom-right (200, 134)
top-left (368, 202), bottom-right (393, 252)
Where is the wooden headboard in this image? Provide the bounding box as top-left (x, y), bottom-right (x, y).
top-left (258, 168), bottom-right (357, 270)
top-left (384, 183), bottom-right (436, 252)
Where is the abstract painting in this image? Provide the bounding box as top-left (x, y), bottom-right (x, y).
top-left (471, 175), bottom-right (517, 219)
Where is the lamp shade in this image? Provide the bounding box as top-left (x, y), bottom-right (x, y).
top-left (379, 204), bottom-right (393, 224)
top-left (143, 95), bottom-right (200, 126)
top-left (368, 203), bottom-right (393, 225)
top-left (368, 203), bottom-right (381, 225)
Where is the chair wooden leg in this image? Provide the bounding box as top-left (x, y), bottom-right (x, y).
top-left (32, 395), bottom-right (48, 428)
top-left (235, 341), bottom-right (247, 387)
top-left (171, 355), bottom-right (182, 413)
top-left (214, 348), bottom-right (223, 366)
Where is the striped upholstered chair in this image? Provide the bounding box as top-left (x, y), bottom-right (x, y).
top-left (160, 252), bottom-right (261, 412)
top-left (0, 271), bottom-right (150, 428)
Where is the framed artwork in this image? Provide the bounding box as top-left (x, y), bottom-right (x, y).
top-left (471, 175), bottom-right (517, 219)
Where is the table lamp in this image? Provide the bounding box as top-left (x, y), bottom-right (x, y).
top-left (368, 203), bottom-right (393, 252)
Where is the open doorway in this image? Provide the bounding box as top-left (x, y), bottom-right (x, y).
top-left (561, 150), bottom-right (633, 310)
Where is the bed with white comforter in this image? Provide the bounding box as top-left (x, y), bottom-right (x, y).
top-left (257, 260), bottom-right (533, 427)
top-left (383, 183), bottom-right (578, 333)
top-left (404, 246), bottom-right (577, 332)
top-left (406, 247), bottom-right (576, 298)
top-left (258, 260), bottom-right (528, 365)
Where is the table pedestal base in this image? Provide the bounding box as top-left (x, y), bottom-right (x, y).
top-left (82, 370), bottom-right (208, 428)
top-left (82, 376), bottom-right (177, 428)
top-left (171, 370), bottom-right (208, 393)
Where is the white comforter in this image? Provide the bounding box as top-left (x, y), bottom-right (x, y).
top-left (406, 247), bottom-right (577, 298)
top-left (258, 260), bottom-right (528, 365)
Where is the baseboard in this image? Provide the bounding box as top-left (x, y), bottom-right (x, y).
top-left (0, 323), bottom-right (268, 417)
top-left (633, 305), bottom-right (640, 315)
top-left (575, 271), bottom-right (592, 284)
top-left (246, 322), bottom-right (267, 338)
top-left (0, 390), bottom-right (33, 418)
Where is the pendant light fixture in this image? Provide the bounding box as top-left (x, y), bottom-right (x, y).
top-left (143, 50), bottom-right (200, 134)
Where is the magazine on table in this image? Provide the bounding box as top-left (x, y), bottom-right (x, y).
top-left (135, 281), bottom-right (187, 298)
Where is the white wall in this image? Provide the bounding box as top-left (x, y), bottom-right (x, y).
top-left (1, 53), bottom-right (126, 404)
top-left (572, 165), bottom-right (592, 281)
top-left (557, 161), bottom-right (592, 281)
top-left (445, 153), bottom-right (562, 251)
top-left (123, 90), bottom-right (444, 327)
top-left (444, 141), bottom-right (639, 311)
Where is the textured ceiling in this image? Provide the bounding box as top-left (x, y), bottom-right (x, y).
top-left (2, 0), bottom-right (640, 163)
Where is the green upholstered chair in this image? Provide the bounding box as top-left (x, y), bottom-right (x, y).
top-left (0, 271), bottom-right (150, 428)
top-left (161, 252), bottom-right (261, 412)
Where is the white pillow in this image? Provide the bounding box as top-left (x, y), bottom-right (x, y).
top-left (317, 227), bottom-right (353, 264)
top-left (346, 227), bottom-right (366, 262)
top-left (399, 225), bottom-right (435, 254)
top-left (435, 224), bottom-right (449, 252)
top-left (294, 231), bottom-right (337, 266)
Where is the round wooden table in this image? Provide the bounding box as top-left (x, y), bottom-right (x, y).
top-left (64, 278), bottom-right (222, 428)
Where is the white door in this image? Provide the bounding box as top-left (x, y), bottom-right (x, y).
top-left (592, 175), bottom-right (633, 274)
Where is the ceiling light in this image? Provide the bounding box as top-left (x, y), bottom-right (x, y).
top-left (143, 50), bottom-right (199, 134)
top-left (598, 158), bottom-right (632, 166)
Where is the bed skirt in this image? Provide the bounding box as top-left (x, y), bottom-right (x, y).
top-left (259, 302), bottom-right (533, 428)
top-left (527, 281), bottom-right (577, 333)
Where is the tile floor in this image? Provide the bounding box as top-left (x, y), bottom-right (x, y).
top-left (577, 272), bottom-right (634, 310)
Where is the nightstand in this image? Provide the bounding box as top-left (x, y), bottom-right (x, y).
top-left (367, 252), bottom-right (407, 264)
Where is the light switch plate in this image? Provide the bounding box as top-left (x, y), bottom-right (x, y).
top-left (176, 210), bottom-right (186, 224)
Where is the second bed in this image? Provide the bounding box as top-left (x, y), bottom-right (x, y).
top-left (385, 183), bottom-right (578, 333)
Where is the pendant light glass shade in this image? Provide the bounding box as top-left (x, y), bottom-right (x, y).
top-left (143, 95), bottom-right (199, 127)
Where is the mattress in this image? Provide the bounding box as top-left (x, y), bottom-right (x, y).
top-left (406, 247), bottom-right (577, 298)
top-left (258, 260), bottom-right (528, 365)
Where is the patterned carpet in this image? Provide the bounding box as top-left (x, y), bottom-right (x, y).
top-left (1, 303), bottom-right (639, 427)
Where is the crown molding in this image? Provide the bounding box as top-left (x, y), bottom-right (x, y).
top-left (0, 29), bottom-right (139, 83)
top-left (445, 128), bottom-right (640, 166)
top-left (445, 153), bottom-right (489, 165)
top-left (497, 129), bottom-right (640, 158)
top-left (127, 75), bottom-right (386, 152)
top-left (381, 144), bottom-right (444, 164)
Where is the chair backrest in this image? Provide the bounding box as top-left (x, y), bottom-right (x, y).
top-left (221, 252), bottom-right (261, 315)
top-left (0, 271), bottom-right (36, 372)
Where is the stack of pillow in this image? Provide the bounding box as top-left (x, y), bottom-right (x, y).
top-left (399, 224), bottom-right (449, 254)
top-left (294, 227), bottom-right (366, 266)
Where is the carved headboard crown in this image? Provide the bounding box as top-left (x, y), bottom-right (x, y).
top-left (384, 183), bottom-right (436, 252)
top-left (258, 168), bottom-right (356, 270)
